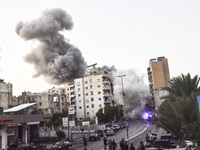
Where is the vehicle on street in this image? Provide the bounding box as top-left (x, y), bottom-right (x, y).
top-left (96, 129), bottom-right (104, 137)
top-left (54, 140), bottom-right (73, 150)
top-left (16, 143), bottom-right (37, 150)
top-left (160, 134), bottom-right (180, 148)
top-left (89, 133), bottom-right (100, 141)
top-left (153, 139), bottom-right (172, 149)
top-left (120, 122), bottom-right (129, 129)
top-left (106, 128), bottom-right (115, 136)
top-left (112, 124), bottom-right (120, 131)
top-left (37, 144), bottom-right (56, 150)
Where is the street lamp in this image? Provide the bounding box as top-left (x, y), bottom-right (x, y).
top-left (117, 74), bottom-right (129, 139)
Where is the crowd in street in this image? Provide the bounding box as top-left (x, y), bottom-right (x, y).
top-left (82, 134), bottom-right (145, 150)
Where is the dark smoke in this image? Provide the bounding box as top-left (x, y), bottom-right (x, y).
top-left (113, 69), bottom-right (150, 119)
top-left (16, 8), bottom-right (87, 85)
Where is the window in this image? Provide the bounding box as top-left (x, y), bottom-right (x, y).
top-left (98, 98), bottom-right (101, 101)
top-left (85, 81), bottom-right (88, 84)
top-left (90, 79), bottom-right (93, 83)
top-left (78, 94), bottom-right (81, 97)
top-left (97, 78), bottom-right (100, 82)
top-left (87, 112), bottom-right (90, 114)
top-left (85, 87), bottom-right (88, 90)
top-left (98, 91), bottom-right (101, 94)
top-left (77, 82), bottom-right (80, 86)
top-left (97, 85), bottom-right (101, 88)
top-left (79, 100), bottom-right (81, 103)
top-left (91, 104), bottom-right (94, 108)
top-left (86, 93), bottom-right (88, 96)
top-left (99, 104), bottom-right (102, 107)
top-left (91, 91), bottom-right (93, 95)
top-left (90, 85), bottom-right (93, 89)
top-left (87, 106), bottom-right (89, 108)
top-left (86, 99), bottom-right (89, 103)
top-left (79, 107), bottom-right (82, 109)
top-left (91, 97), bottom-right (94, 102)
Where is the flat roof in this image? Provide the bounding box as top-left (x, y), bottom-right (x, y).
top-left (4, 103), bottom-right (36, 113)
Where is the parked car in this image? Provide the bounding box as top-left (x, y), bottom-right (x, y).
top-left (96, 129), bottom-right (104, 137)
top-left (37, 144), bottom-right (56, 150)
top-left (160, 134), bottom-right (180, 148)
top-left (112, 124), bottom-right (120, 131)
top-left (89, 133), bottom-right (100, 141)
top-left (120, 122), bottom-right (129, 129)
top-left (54, 140), bottom-right (73, 150)
top-left (153, 139), bottom-right (172, 149)
top-left (16, 143), bottom-right (37, 150)
top-left (106, 129), bottom-right (115, 136)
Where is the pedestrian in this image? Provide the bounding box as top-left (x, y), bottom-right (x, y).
top-left (139, 141), bottom-right (145, 150)
top-left (130, 143), bottom-right (135, 150)
top-left (145, 134), bottom-right (149, 142)
top-left (104, 136), bottom-right (107, 149)
top-left (108, 138), bottom-right (112, 150)
top-left (124, 141), bottom-right (129, 150)
top-left (83, 135), bottom-right (87, 150)
top-left (112, 139), bottom-right (117, 150)
top-left (120, 138), bottom-right (125, 150)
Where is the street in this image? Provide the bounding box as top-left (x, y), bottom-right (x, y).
top-left (73, 120), bottom-right (147, 150)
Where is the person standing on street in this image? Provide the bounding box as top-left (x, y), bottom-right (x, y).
top-left (104, 136), bottom-right (107, 149)
top-left (124, 141), bottom-right (129, 150)
top-left (130, 143), bottom-right (135, 150)
top-left (112, 139), bottom-right (117, 150)
top-left (120, 138), bottom-right (125, 150)
top-left (83, 135), bottom-right (87, 150)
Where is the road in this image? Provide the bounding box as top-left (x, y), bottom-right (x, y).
top-left (73, 120), bottom-right (149, 150)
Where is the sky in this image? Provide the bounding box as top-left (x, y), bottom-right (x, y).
top-left (0, 0), bottom-right (200, 96)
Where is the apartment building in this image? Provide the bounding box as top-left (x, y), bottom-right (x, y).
top-left (147, 56), bottom-right (170, 109)
top-left (0, 79), bottom-right (12, 109)
top-left (48, 87), bottom-right (67, 114)
top-left (65, 67), bottom-right (115, 120)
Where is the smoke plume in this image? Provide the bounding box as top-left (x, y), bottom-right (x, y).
top-left (16, 8), bottom-right (87, 85)
top-left (113, 69), bottom-right (150, 119)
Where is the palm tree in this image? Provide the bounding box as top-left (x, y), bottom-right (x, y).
top-left (162, 73), bottom-right (200, 100)
top-left (157, 73), bottom-right (200, 144)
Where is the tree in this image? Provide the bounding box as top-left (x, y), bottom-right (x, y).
top-left (56, 130), bottom-right (66, 140)
top-left (157, 73), bottom-right (200, 144)
top-left (96, 106), bottom-right (122, 123)
top-left (96, 108), bottom-right (105, 123)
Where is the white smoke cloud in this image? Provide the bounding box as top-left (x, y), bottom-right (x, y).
top-left (113, 69), bottom-right (150, 119)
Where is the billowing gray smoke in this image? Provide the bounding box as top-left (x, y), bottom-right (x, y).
top-left (113, 69), bottom-right (150, 119)
top-left (15, 8), bottom-right (87, 85)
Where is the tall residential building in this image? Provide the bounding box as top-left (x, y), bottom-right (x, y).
top-left (0, 79), bottom-right (12, 109)
top-left (48, 87), bottom-right (67, 114)
top-left (65, 67), bottom-right (115, 120)
top-left (147, 56), bottom-right (170, 109)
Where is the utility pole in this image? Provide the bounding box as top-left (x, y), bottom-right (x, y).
top-left (117, 74), bottom-right (129, 139)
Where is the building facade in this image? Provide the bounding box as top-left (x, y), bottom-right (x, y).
top-left (0, 79), bottom-right (12, 109)
top-left (65, 67), bottom-right (115, 120)
top-left (48, 87), bottom-right (67, 114)
top-left (147, 56), bottom-right (170, 109)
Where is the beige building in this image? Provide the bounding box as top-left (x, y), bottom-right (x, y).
top-left (48, 87), bottom-right (67, 114)
top-left (147, 57), bottom-right (170, 109)
top-left (0, 79), bottom-right (12, 109)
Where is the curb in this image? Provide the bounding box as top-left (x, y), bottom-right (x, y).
top-left (126, 124), bottom-right (148, 142)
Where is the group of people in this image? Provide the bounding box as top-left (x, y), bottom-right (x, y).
top-left (83, 134), bottom-right (142, 150)
top-left (103, 137), bottom-right (136, 150)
